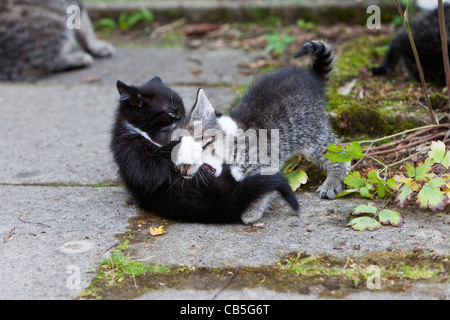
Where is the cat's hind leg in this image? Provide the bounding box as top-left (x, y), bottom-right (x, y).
top-left (240, 192), bottom-right (275, 224)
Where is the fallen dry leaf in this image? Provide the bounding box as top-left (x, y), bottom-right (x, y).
top-left (150, 225), bottom-right (166, 236)
top-left (82, 76), bottom-right (101, 83)
top-left (185, 23), bottom-right (221, 36)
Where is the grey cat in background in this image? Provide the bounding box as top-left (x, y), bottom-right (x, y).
top-left (175, 40), bottom-right (348, 224)
top-left (0, 0), bottom-right (115, 81)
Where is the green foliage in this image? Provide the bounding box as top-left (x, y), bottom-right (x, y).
top-left (118, 9), bottom-right (154, 31)
top-left (393, 141), bottom-right (450, 211)
top-left (325, 140), bottom-right (449, 231)
top-left (338, 171), bottom-right (396, 199)
top-left (296, 19), bottom-right (315, 30)
top-left (96, 9), bottom-right (154, 32)
top-left (334, 35), bottom-right (392, 81)
top-left (265, 32), bottom-right (297, 55)
top-left (347, 203), bottom-right (403, 231)
top-left (324, 141), bottom-right (364, 163)
top-left (99, 238), bottom-right (170, 284)
top-left (97, 18), bottom-right (117, 30)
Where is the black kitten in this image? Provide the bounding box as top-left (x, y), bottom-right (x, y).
top-left (372, 5), bottom-right (450, 85)
top-left (110, 77), bottom-right (298, 223)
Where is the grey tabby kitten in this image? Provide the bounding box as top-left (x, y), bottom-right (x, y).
top-left (174, 40), bottom-right (348, 224)
top-left (0, 0), bottom-right (114, 81)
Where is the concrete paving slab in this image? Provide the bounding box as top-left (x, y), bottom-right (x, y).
top-left (0, 185), bottom-right (136, 299)
top-left (0, 84), bottom-right (237, 185)
top-left (127, 193), bottom-right (450, 268)
top-left (38, 47), bottom-right (254, 87)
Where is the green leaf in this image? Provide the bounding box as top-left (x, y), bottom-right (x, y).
top-left (97, 18), bottom-right (117, 29)
top-left (352, 203), bottom-right (377, 216)
top-left (284, 170), bottom-right (308, 191)
top-left (386, 178), bottom-right (397, 186)
top-left (336, 189), bottom-right (359, 197)
top-left (376, 182), bottom-right (386, 198)
top-left (343, 171), bottom-right (366, 189)
top-left (427, 141), bottom-right (447, 165)
top-left (359, 186), bottom-right (374, 199)
top-left (378, 209), bottom-right (403, 227)
top-left (118, 12), bottom-right (129, 30)
top-left (415, 161), bottom-right (434, 182)
top-left (345, 141), bottom-right (364, 159)
top-left (324, 143), bottom-right (351, 163)
top-left (265, 32), bottom-right (296, 54)
top-left (416, 177), bottom-right (448, 211)
top-left (395, 183), bottom-right (414, 207)
top-left (442, 152), bottom-right (450, 169)
top-left (282, 155), bottom-right (302, 173)
top-left (347, 217), bottom-right (381, 231)
top-left (325, 143), bottom-right (344, 153)
top-left (127, 11), bottom-right (145, 28)
top-left (367, 170), bottom-right (383, 183)
top-left (139, 9), bottom-right (155, 23)
top-left (403, 162), bottom-right (416, 178)
top-left (324, 152), bottom-right (352, 163)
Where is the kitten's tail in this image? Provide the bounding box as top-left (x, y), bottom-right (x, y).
top-left (294, 40), bottom-right (334, 80)
top-left (230, 172), bottom-right (299, 213)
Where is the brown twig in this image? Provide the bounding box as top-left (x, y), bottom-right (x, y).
top-left (211, 266), bottom-right (240, 300)
top-left (367, 133), bottom-right (448, 156)
top-left (3, 226), bottom-right (15, 243)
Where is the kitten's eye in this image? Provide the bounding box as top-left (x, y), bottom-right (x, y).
top-left (168, 112), bottom-right (176, 118)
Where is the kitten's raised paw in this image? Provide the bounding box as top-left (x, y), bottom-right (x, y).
top-left (316, 178), bottom-right (343, 199)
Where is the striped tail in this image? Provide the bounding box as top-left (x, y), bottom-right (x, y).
top-left (294, 40), bottom-right (334, 80)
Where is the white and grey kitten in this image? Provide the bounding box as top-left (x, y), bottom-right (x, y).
top-left (174, 40), bottom-right (348, 224)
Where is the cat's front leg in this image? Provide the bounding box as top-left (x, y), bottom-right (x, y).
top-left (75, 6), bottom-right (115, 57)
top-left (316, 160), bottom-right (348, 199)
top-left (299, 144), bottom-right (348, 199)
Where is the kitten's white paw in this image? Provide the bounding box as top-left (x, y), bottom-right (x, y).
top-left (175, 136), bottom-right (202, 165)
top-left (218, 116), bottom-right (238, 135)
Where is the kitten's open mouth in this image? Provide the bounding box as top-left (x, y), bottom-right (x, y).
top-left (201, 164), bottom-right (216, 175)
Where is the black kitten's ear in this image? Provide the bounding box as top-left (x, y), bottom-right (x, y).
top-left (191, 88), bottom-right (216, 122)
top-left (144, 76), bottom-right (163, 87)
top-left (152, 76), bottom-right (163, 83)
top-left (116, 80), bottom-right (143, 107)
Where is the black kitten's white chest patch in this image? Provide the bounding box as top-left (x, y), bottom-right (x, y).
top-left (123, 121), bottom-right (163, 148)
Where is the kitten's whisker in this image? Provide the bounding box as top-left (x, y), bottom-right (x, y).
top-left (165, 174), bottom-right (184, 195)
